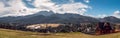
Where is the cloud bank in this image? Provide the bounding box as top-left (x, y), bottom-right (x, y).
top-left (0, 0), bottom-right (90, 17)
top-left (113, 10), bottom-right (120, 18)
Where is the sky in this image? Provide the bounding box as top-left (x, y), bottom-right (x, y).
top-left (0, 0), bottom-right (120, 18)
top-left (86, 0), bottom-right (120, 18)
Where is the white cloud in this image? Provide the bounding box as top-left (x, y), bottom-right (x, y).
top-left (33, 0), bottom-right (90, 15)
top-left (97, 14), bottom-right (107, 18)
top-left (0, 0), bottom-right (42, 17)
top-left (84, 0), bottom-right (90, 3)
top-left (57, 3), bottom-right (89, 15)
top-left (85, 14), bottom-right (108, 18)
top-left (0, 0), bottom-right (90, 17)
top-left (113, 10), bottom-right (120, 18)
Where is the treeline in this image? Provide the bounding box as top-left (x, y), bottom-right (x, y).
top-left (0, 22), bottom-right (119, 35)
top-left (0, 22), bottom-right (26, 30)
top-left (0, 22), bottom-right (96, 34)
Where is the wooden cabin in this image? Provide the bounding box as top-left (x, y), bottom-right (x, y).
top-left (95, 22), bottom-right (115, 35)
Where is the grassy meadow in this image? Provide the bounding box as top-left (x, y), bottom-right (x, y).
top-left (0, 28), bottom-right (120, 38)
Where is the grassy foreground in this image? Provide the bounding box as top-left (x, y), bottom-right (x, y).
top-left (0, 28), bottom-right (120, 38)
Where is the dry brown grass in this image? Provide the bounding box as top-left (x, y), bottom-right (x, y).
top-left (0, 28), bottom-right (120, 38)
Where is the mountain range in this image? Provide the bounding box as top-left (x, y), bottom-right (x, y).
top-left (0, 11), bottom-right (120, 24)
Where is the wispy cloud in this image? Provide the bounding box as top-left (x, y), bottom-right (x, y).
top-left (58, 3), bottom-right (89, 15)
top-left (0, 0), bottom-right (90, 17)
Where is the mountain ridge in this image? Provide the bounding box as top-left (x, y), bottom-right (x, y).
top-left (0, 11), bottom-right (120, 24)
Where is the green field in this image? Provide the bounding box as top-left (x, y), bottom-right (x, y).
top-left (0, 28), bottom-right (120, 38)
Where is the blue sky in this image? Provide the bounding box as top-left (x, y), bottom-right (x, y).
top-left (86, 0), bottom-right (120, 16)
top-left (0, 0), bottom-right (120, 18)
top-left (22, 0), bottom-right (120, 17)
top-left (52, 0), bottom-right (120, 17)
